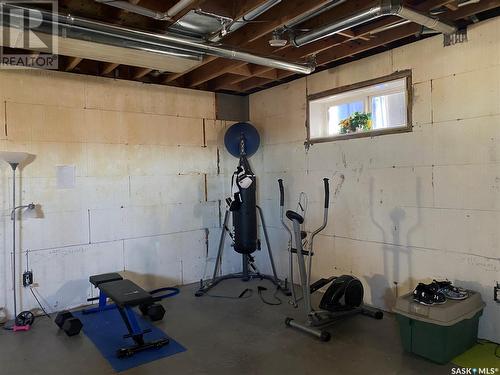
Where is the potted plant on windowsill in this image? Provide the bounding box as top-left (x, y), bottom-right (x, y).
top-left (339, 112), bottom-right (372, 134)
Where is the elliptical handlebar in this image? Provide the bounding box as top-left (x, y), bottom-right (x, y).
top-left (305, 178), bottom-right (330, 297)
top-left (310, 178), bottom-right (330, 243)
top-left (278, 179), bottom-right (285, 207)
top-left (278, 179), bottom-right (292, 236)
top-left (323, 178), bottom-right (329, 209)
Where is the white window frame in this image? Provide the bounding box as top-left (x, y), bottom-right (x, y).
top-left (306, 70), bottom-right (412, 145)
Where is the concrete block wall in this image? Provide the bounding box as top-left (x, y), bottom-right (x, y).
top-left (249, 17), bottom-right (500, 342)
top-left (0, 69), bottom-right (239, 317)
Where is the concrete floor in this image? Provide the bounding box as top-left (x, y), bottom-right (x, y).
top-left (0, 279), bottom-right (454, 374)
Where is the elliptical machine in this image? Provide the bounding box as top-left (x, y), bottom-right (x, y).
top-left (279, 178), bottom-right (383, 341)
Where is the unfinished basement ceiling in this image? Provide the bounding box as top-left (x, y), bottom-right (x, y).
top-left (3, 0), bottom-right (500, 94)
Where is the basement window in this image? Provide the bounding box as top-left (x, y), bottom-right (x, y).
top-left (307, 71), bottom-right (412, 143)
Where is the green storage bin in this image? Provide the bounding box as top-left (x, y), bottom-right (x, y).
top-left (393, 291), bottom-right (485, 364)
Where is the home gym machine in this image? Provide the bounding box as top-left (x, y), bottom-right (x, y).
top-left (279, 178), bottom-right (383, 341)
top-left (196, 122), bottom-right (288, 297)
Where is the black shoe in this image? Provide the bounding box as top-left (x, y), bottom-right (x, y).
top-left (413, 283), bottom-right (446, 305)
top-left (430, 280), bottom-right (469, 300)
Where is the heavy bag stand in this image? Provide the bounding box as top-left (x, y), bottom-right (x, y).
top-left (195, 123), bottom-right (289, 297)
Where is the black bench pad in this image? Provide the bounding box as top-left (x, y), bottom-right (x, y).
top-left (99, 279), bottom-right (153, 307)
top-left (89, 273), bottom-right (123, 287)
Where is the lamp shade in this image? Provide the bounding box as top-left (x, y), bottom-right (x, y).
top-left (0, 151), bottom-right (31, 165)
top-left (23, 203), bottom-right (44, 219)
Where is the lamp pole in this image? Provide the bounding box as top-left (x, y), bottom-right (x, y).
top-left (11, 162), bottom-right (18, 319)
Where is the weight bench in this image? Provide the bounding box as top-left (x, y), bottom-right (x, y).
top-left (85, 273), bottom-right (169, 358)
top-left (82, 273), bottom-right (124, 314)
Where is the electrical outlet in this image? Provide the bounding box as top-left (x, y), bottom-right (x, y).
top-left (23, 270), bottom-right (33, 287)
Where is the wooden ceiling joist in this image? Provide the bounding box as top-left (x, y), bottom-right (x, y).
top-left (176, 0), bottom-right (419, 88)
top-left (163, 0), bottom-right (295, 84)
top-left (20, 0), bottom-right (499, 94)
top-left (133, 67), bottom-right (154, 79)
top-left (235, 0), bottom-right (500, 93)
top-left (228, 64), bottom-right (253, 77)
top-left (101, 62), bottom-right (120, 75)
top-left (440, 0), bottom-right (500, 21)
top-left (200, 0), bottom-right (454, 90)
top-left (65, 56), bottom-right (83, 72)
top-left (170, 0), bottom-right (338, 87)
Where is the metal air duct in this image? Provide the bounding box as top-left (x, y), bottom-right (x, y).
top-left (1, 3), bottom-right (315, 75)
top-left (292, 0), bottom-right (457, 47)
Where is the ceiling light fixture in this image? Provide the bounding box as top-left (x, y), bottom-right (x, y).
top-left (269, 29), bottom-right (287, 47)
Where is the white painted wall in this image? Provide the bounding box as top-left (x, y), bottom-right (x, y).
top-left (249, 17), bottom-right (500, 342)
top-left (0, 17), bottom-right (497, 345)
top-left (0, 69), bottom-right (239, 318)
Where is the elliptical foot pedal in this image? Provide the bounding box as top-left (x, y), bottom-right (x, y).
top-left (116, 337), bottom-right (170, 358)
top-left (310, 276), bottom-right (336, 294)
top-left (320, 331), bottom-right (331, 342)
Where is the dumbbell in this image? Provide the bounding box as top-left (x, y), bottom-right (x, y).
top-left (139, 303), bottom-right (165, 321)
top-left (55, 310), bottom-right (83, 336)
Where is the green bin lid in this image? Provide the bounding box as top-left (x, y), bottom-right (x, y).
top-left (393, 291), bottom-right (485, 326)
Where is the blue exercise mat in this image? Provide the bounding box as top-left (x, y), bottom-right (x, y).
top-left (74, 308), bottom-right (186, 372)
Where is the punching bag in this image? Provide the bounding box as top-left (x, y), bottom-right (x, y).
top-left (233, 156), bottom-right (258, 254)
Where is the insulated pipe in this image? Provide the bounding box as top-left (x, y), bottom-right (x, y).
top-left (209, 0), bottom-right (282, 42)
top-left (166, 0), bottom-right (196, 19)
top-left (395, 5), bottom-right (456, 33)
top-left (3, 3), bottom-right (315, 75)
top-left (293, 5), bottom-right (383, 47)
top-left (95, 1), bottom-right (171, 20)
top-left (369, 19), bottom-right (411, 35)
top-left (285, 0), bottom-right (347, 29)
top-left (292, 0), bottom-right (457, 47)
top-left (237, 0), bottom-right (281, 24)
top-left (95, 0), bottom-right (196, 21)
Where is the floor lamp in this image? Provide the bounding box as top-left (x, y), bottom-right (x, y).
top-left (0, 151), bottom-right (34, 326)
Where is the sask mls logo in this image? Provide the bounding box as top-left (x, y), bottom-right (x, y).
top-left (452, 368), bottom-right (499, 375)
top-left (0, 0), bottom-right (58, 69)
